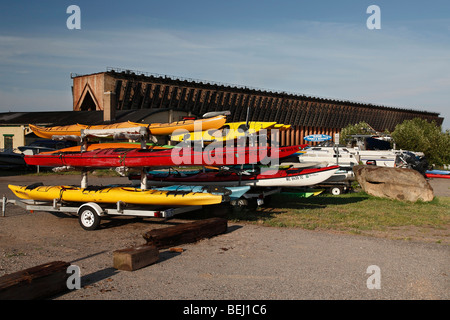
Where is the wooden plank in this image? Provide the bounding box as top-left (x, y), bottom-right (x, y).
top-left (113, 245), bottom-right (159, 271)
top-left (0, 261), bottom-right (70, 300)
top-left (142, 218), bottom-right (228, 249)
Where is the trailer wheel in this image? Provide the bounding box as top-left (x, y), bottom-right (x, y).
top-left (330, 186), bottom-right (343, 196)
top-left (78, 206), bottom-right (101, 231)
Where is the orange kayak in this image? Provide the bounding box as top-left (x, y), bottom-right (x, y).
top-left (138, 115), bottom-right (227, 135)
top-left (29, 115), bottom-right (227, 139)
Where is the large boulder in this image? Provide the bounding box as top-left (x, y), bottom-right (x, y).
top-left (353, 165), bottom-right (434, 202)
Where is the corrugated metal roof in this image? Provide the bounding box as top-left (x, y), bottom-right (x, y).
top-left (0, 111), bottom-right (103, 126)
top-left (0, 109), bottom-right (182, 126)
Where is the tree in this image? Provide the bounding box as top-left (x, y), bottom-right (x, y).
top-left (391, 118), bottom-right (450, 166)
top-left (340, 121), bottom-right (376, 145)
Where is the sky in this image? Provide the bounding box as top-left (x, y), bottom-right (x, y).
top-left (0, 0), bottom-right (449, 130)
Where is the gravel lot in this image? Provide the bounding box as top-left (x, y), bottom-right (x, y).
top-left (0, 173), bottom-right (448, 301)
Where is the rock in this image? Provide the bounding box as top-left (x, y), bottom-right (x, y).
top-left (353, 165), bottom-right (434, 202)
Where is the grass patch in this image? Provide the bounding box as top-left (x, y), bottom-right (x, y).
top-left (226, 192), bottom-right (450, 241)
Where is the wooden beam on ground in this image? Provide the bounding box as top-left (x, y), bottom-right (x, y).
top-left (0, 261), bottom-right (71, 300)
top-left (142, 218), bottom-right (228, 249)
top-left (113, 245), bottom-right (159, 271)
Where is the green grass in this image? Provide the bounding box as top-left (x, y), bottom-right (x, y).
top-left (226, 192), bottom-right (450, 241)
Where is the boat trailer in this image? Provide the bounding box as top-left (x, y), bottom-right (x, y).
top-left (1, 195), bottom-right (202, 231)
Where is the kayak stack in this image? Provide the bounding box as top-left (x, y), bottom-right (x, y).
top-left (28, 114), bottom-right (228, 139)
top-left (425, 169), bottom-right (450, 179)
top-left (129, 165), bottom-right (340, 188)
top-left (14, 111), bottom-right (338, 214)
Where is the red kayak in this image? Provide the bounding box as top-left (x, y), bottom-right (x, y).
top-left (131, 165), bottom-right (340, 187)
top-left (425, 173), bottom-right (450, 179)
top-left (24, 145), bottom-right (306, 168)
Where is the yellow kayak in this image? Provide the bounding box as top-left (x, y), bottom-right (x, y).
top-left (170, 121), bottom-right (291, 143)
top-left (8, 184), bottom-right (223, 206)
top-left (29, 115), bottom-right (227, 139)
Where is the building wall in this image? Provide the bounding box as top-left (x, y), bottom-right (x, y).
top-left (0, 126), bottom-right (27, 151)
top-left (71, 71), bottom-right (444, 146)
top-left (73, 73), bottom-right (105, 111)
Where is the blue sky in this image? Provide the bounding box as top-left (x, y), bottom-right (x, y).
top-left (1, 0), bottom-right (449, 130)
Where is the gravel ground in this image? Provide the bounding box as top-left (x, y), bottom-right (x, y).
top-left (0, 173), bottom-right (448, 301)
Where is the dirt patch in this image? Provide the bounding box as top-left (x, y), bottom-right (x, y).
top-left (0, 174), bottom-right (448, 276)
top-left (0, 173), bottom-right (449, 300)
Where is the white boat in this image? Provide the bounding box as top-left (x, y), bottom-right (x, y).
top-left (297, 146), bottom-right (418, 168)
top-left (295, 145), bottom-right (428, 180)
top-left (297, 146), bottom-right (359, 167)
top-left (355, 149), bottom-right (398, 167)
top-left (287, 146), bottom-right (357, 182)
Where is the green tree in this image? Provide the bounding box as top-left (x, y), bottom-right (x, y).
top-left (391, 118), bottom-right (450, 166)
top-left (340, 121), bottom-right (375, 145)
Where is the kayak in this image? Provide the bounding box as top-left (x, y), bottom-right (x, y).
top-left (29, 124), bottom-right (88, 139)
top-left (426, 174), bottom-right (450, 179)
top-left (142, 115), bottom-right (227, 135)
top-left (29, 122), bottom-right (148, 139)
top-left (134, 165), bottom-right (341, 187)
top-left (29, 115), bottom-right (227, 139)
top-left (426, 170), bottom-right (450, 175)
top-left (24, 145), bottom-right (304, 168)
top-left (277, 189), bottom-right (324, 198)
top-left (170, 121), bottom-right (291, 143)
top-left (151, 185), bottom-right (251, 201)
top-left (39, 142), bottom-right (172, 155)
top-left (425, 170), bottom-right (450, 179)
top-left (8, 184), bottom-right (224, 206)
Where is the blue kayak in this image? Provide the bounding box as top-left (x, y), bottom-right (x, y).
top-left (426, 170), bottom-right (450, 175)
top-left (151, 185), bottom-right (251, 201)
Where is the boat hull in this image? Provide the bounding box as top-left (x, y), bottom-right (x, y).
top-left (39, 142), bottom-right (172, 155)
top-left (8, 184), bottom-right (224, 206)
top-left (24, 145), bottom-right (304, 168)
top-left (278, 189), bottom-right (324, 198)
top-left (426, 174), bottom-right (450, 179)
top-left (29, 115), bottom-right (227, 139)
top-left (425, 170), bottom-right (450, 179)
top-left (142, 115), bottom-right (227, 135)
top-left (170, 121), bottom-right (291, 143)
top-left (138, 166), bottom-right (340, 187)
top-left (0, 152), bottom-right (26, 167)
top-left (152, 185), bottom-right (250, 201)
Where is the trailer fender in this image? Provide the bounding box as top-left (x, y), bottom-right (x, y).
top-left (77, 202), bottom-right (105, 231)
top-left (77, 202), bottom-right (105, 217)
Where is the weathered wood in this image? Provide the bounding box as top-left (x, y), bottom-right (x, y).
top-left (113, 245), bottom-right (159, 271)
top-left (143, 218), bottom-right (228, 249)
top-left (0, 261), bottom-right (70, 300)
